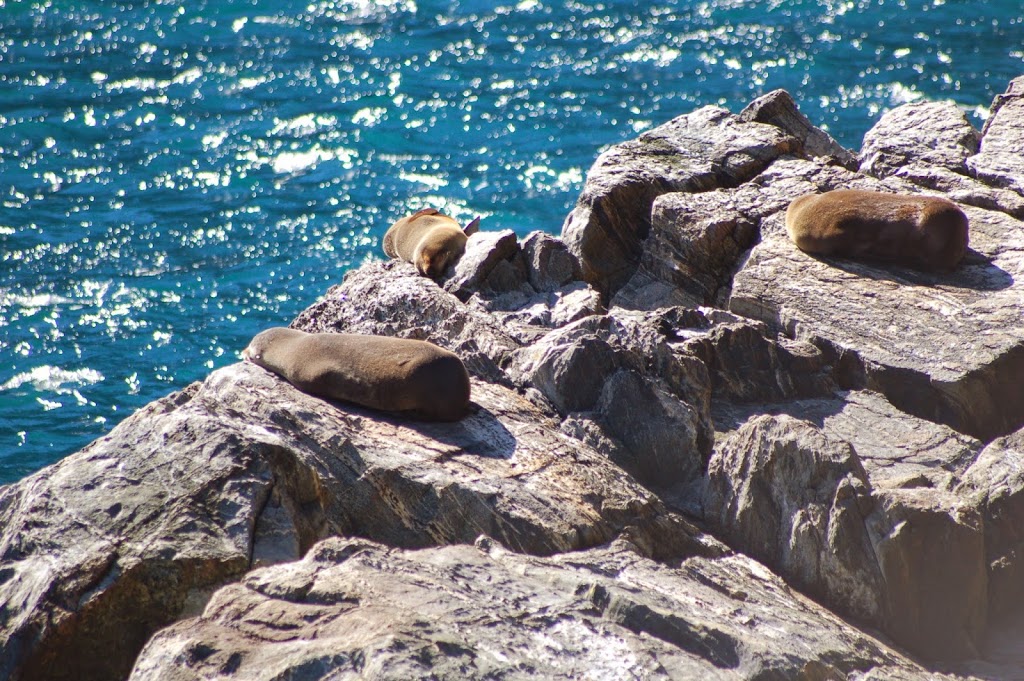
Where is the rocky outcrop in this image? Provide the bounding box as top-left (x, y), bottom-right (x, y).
top-left (130, 536), bottom-right (944, 681)
top-left (3, 77), bottom-right (1024, 680)
top-left (561, 105), bottom-right (800, 297)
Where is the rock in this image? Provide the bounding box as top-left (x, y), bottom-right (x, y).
top-left (513, 311), bottom-right (715, 491)
top-left (294, 261), bottom-right (522, 387)
top-left (0, 362), bottom-right (713, 681)
top-left (520, 230), bottom-right (579, 291)
top-left (561, 368), bottom-right (706, 491)
top-left (889, 164), bottom-right (1024, 219)
top-left (968, 76), bottom-right (1024, 196)
top-left (728, 180), bottom-right (1024, 442)
top-left (6, 80), bottom-right (1024, 680)
top-left (738, 88), bottom-right (858, 169)
top-left (705, 415), bottom-right (882, 623)
top-left (129, 536), bottom-right (946, 681)
top-left (958, 427), bottom-right (1024, 617)
top-left (868, 486), bottom-right (987, 660)
top-left (611, 189), bottom-right (762, 310)
top-left (444, 229), bottom-right (529, 301)
top-left (859, 100), bottom-right (980, 178)
top-left (561, 106), bottom-right (800, 298)
top-left (708, 396), bottom-right (989, 661)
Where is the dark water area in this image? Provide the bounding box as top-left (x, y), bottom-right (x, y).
top-left (1, 0), bottom-right (1022, 483)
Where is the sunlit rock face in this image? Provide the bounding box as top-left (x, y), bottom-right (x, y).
top-left (3, 77), bottom-right (1024, 680)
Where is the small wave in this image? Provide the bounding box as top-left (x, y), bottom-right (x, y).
top-left (0, 292), bottom-right (74, 310)
top-left (2, 366), bottom-right (105, 394)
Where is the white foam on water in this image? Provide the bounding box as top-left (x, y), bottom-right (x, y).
top-left (2, 366), bottom-right (105, 394)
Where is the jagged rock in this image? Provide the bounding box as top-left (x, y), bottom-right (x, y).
top-left (560, 368), bottom-right (706, 491)
top-left (729, 174), bottom-right (1024, 442)
top-left (0, 362), bottom-right (714, 681)
top-left (707, 398), bottom-right (989, 661)
top-left (958, 426), bottom-right (1024, 616)
top-left (295, 261), bottom-right (522, 387)
top-left (513, 311), bottom-right (715, 490)
top-left (680, 314), bottom-right (836, 404)
top-left (129, 536), bottom-right (947, 681)
top-left (968, 76), bottom-right (1024, 195)
top-left (612, 188), bottom-right (762, 310)
top-left (562, 106), bottom-right (800, 297)
top-left (739, 88), bottom-right (858, 169)
top-left (890, 164), bottom-right (1024, 219)
top-left (474, 282), bottom-right (604, 338)
top-left (869, 485), bottom-right (987, 660)
top-left (444, 229), bottom-right (529, 301)
top-left (858, 100), bottom-right (980, 178)
top-left (705, 415), bottom-right (882, 623)
top-left (6, 80), bottom-right (1024, 680)
top-left (521, 230), bottom-right (579, 291)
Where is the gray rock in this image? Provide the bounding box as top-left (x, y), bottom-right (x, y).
top-left (294, 260), bottom-right (522, 387)
top-left (129, 536), bottom-right (945, 681)
top-left (612, 189), bottom-right (761, 310)
top-left (968, 76), bottom-right (1024, 196)
top-left (444, 229), bottom-right (529, 301)
top-left (521, 230), bottom-right (579, 291)
top-left (890, 163), bottom-right (1024, 219)
top-left (867, 485), bottom-right (987, 660)
top-left (707, 402), bottom-right (989, 661)
top-left (0, 363), bottom-right (712, 681)
top-left (739, 88), bottom-right (858, 169)
top-left (859, 100), bottom-right (980, 178)
top-left (729, 195), bottom-right (1024, 442)
top-left (705, 415), bottom-right (882, 623)
top-left (958, 427), bottom-right (1024, 617)
top-left (561, 106), bottom-right (800, 298)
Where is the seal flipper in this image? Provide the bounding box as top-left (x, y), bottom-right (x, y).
top-left (463, 216), bottom-right (481, 237)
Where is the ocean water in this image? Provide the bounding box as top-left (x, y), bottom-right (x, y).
top-left (1, 0), bottom-right (1022, 484)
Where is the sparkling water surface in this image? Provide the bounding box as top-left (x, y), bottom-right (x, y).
top-left (2, 0), bottom-right (1022, 484)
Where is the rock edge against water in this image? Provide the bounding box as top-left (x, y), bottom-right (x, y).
top-left (2, 77), bottom-right (1024, 680)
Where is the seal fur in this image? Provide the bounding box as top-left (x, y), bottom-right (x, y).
top-left (383, 208), bottom-right (481, 278)
top-left (785, 189), bottom-right (969, 271)
top-left (243, 327), bottom-right (471, 421)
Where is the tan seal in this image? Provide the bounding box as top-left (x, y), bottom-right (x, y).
top-left (785, 189), bottom-right (969, 271)
top-left (243, 327), bottom-right (471, 421)
top-left (383, 208), bottom-right (481, 277)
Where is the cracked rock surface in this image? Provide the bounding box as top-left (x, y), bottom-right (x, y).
top-left (2, 77), bottom-right (1024, 680)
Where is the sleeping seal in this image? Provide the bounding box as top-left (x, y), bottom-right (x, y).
top-left (243, 327), bottom-right (471, 422)
top-left (785, 189), bottom-right (969, 271)
top-left (383, 208), bottom-right (481, 278)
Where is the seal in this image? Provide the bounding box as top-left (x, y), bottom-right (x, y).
top-left (243, 327), bottom-right (471, 422)
top-left (383, 208), bottom-right (481, 278)
top-left (785, 189), bottom-right (969, 271)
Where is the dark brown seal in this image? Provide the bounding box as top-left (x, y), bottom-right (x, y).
top-left (785, 189), bottom-right (969, 271)
top-left (243, 327), bottom-right (471, 421)
top-left (383, 208), bottom-right (481, 277)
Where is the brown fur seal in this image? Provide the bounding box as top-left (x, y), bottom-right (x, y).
top-left (243, 327), bottom-right (471, 422)
top-left (785, 189), bottom-right (969, 271)
top-left (383, 208), bottom-right (481, 278)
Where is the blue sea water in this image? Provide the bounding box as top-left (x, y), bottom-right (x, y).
top-left (1, 0), bottom-right (1022, 484)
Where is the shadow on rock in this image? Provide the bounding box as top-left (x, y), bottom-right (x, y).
top-left (810, 250), bottom-right (1013, 292)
